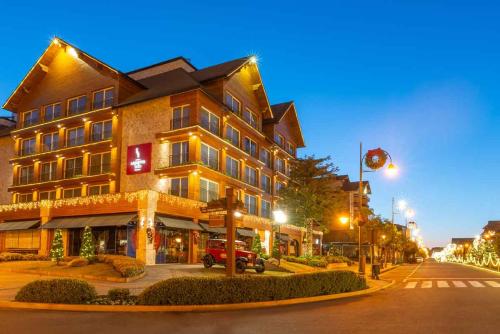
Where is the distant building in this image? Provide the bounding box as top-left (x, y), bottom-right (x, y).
top-left (482, 221), bottom-right (499, 242)
top-left (0, 117), bottom-right (15, 204)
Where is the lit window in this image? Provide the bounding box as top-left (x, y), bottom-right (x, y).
top-left (88, 184), bottom-right (110, 196)
top-left (66, 127), bottom-right (85, 147)
top-left (244, 137), bottom-right (257, 157)
top-left (40, 161), bottom-right (57, 182)
top-left (201, 143), bottom-right (219, 170)
top-left (172, 106), bottom-right (191, 130)
top-left (42, 132), bottom-right (59, 152)
top-left (92, 88), bottom-right (114, 110)
top-left (226, 156), bottom-right (240, 179)
top-left (64, 157), bottom-right (83, 179)
top-left (91, 120), bottom-right (112, 142)
top-left (243, 108), bottom-right (258, 129)
top-left (63, 188), bottom-right (82, 198)
top-left (200, 178), bottom-right (219, 202)
top-left (22, 110), bottom-right (39, 127)
top-left (200, 107), bottom-right (220, 135)
top-left (225, 92), bottom-right (241, 114)
top-left (68, 96), bottom-right (87, 115)
top-left (225, 124), bottom-right (240, 147)
top-left (89, 152), bottom-right (111, 175)
top-left (244, 194), bottom-right (257, 215)
top-left (44, 103), bottom-right (62, 122)
top-left (170, 177), bottom-right (188, 198)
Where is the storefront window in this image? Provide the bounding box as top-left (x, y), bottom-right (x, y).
top-left (155, 227), bottom-right (189, 264)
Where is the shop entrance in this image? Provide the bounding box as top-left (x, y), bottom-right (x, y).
top-left (154, 227), bottom-right (189, 264)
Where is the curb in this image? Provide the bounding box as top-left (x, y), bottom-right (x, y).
top-left (0, 280), bottom-right (395, 313)
top-left (452, 262), bottom-right (500, 276)
top-left (0, 268), bottom-right (146, 283)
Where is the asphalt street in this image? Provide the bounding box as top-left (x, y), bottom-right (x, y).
top-left (0, 261), bottom-right (498, 334)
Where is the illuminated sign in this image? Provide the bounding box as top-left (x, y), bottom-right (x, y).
top-left (127, 143), bottom-right (152, 175)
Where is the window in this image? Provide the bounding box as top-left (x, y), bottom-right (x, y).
top-left (226, 156), bottom-right (240, 179)
top-left (67, 127), bottom-right (85, 147)
top-left (89, 152), bottom-right (111, 175)
top-left (243, 108), bottom-right (258, 129)
top-left (42, 132), bottom-right (59, 152)
top-left (244, 137), bottom-right (257, 157)
top-left (261, 200), bottom-right (271, 218)
top-left (170, 177), bottom-right (188, 198)
top-left (225, 92), bottom-right (241, 114)
top-left (92, 88), bottom-right (114, 110)
top-left (172, 106), bottom-right (190, 130)
top-left (40, 161), bottom-right (57, 182)
top-left (261, 174), bottom-right (271, 194)
top-left (200, 107), bottom-right (220, 135)
top-left (91, 120), bottom-right (112, 142)
top-left (276, 181), bottom-right (285, 194)
top-left (20, 138), bottom-right (36, 156)
top-left (44, 103), bottom-right (61, 122)
top-left (245, 166), bottom-right (258, 186)
top-left (39, 191), bottom-right (56, 201)
top-left (18, 165), bottom-right (35, 185)
top-left (18, 193), bottom-right (33, 203)
top-left (260, 149), bottom-right (271, 168)
top-left (68, 96), bottom-right (87, 115)
top-left (200, 178), bottom-right (219, 202)
top-left (88, 184), bottom-right (110, 196)
top-left (170, 141), bottom-right (189, 166)
top-left (275, 133), bottom-right (284, 147)
top-left (23, 110), bottom-right (39, 127)
top-left (225, 124), bottom-right (240, 147)
top-left (64, 157), bottom-right (83, 179)
top-left (63, 188), bottom-right (82, 199)
top-left (276, 157), bottom-right (286, 174)
top-left (201, 143), bottom-right (219, 170)
top-left (286, 142), bottom-right (295, 155)
top-left (244, 194), bottom-right (257, 215)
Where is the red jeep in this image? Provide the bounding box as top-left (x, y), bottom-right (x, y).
top-left (202, 239), bottom-right (265, 274)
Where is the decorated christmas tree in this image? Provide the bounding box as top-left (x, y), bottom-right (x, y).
top-left (79, 226), bottom-right (95, 260)
top-left (50, 229), bottom-right (64, 264)
top-left (272, 234), bottom-right (281, 259)
top-left (252, 233), bottom-right (263, 256)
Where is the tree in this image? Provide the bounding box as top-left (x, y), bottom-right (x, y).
top-left (252, 233), bottom-right (263, 256)
top-left (50, 229), bottom-right (64, 264)
top-left (79, 226), bottom-right (95, 260)
top-left (278, 156), bottom-right (346, 256)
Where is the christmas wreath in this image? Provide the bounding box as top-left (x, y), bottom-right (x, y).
top-left (364, 148), bottom-right (388, 170)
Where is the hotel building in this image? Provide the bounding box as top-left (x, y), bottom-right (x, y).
top-left (0, 38), bottom-right (322, 264)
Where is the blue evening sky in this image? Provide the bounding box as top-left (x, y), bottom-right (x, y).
top-left (1, 1), bottom-right (498, 247)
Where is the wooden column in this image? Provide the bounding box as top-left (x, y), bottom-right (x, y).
top-left (226, 187), bottom-right (236, 277)
top-left (136, 190), bottom-right (158, 265)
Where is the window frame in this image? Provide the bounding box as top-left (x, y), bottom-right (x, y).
top-left (225, 124), bottom-right (240, 147)
top-left (22, 109), bottom-right (39, 127)
top-left (20, 137), bottom-right (36, 156)
top-left (245, 165), bottom-right (258, 187)
top-left (40, 161), bottom-right (57, 182)
top-left (67, 95), bottom-right (87, 115)
top-left (243, 137), bottom-right (258, 157)
top-left (200, 107), bottom-right (220, 135)
top-left (18, 165), bottom-right (35, 185)
top-left (225, 91), bottom-right (241, 114)
top-left (261, 199), bottom-right (271, 218)
top-left (199, 178), bottom-right (219, 203)
top-left (43, 102), bottom-right (62, 122)
top-left (170, 177), bottom-right (188, 198)
top-left (42, 132), bottom-right (59, 152)
top-left (244, 193), bottom-right (258, 216)
top-left (64, 156), bottom-right (84, 179)
top-left (63, 187), bottom-right (82, 199)
top-left (225, 155), bottom-right (240, 179)
top-left (171, 105), bottom-right (191, 130)
top-left (201, 142), bottom-right (219, 170)
top-left (92, 87), bottom-right (114, 110)
top-left (91, 120), bottom-right (112, 142)
top-left (66, 126), bottom-right (85, 147)
top-left (243, 108), bottom-right (258, 129)
top-left (39, 190), bottom-right (56, 201)
top-left (89, 152), bottom-right (111, 176)
top-left (88, 184), bottom-right (110, 196)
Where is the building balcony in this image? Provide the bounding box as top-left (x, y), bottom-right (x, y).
top-left (8, 172), bottom-right (115, 192)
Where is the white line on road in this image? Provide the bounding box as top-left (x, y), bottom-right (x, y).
top-left (404, 282), bottom-right (418, 289)
top-left (437, 281), bottom-right (449, 288)
top-left (403, 263), bottom-right (423, 282)
top-left (452, 281), bottom-right (467, 288)
top-left (406, 277), bottom-right (500, 280)
top-left (469, 281), bottom-right (485, 288)
top-left (421, 281), bottom-right (432, 288)
top-left (485, 281), bottom-right (500, 288)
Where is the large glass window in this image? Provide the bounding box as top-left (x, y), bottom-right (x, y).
top-left (67, 127), bottom-right (85, 147)
top-left (91, 120), bottom-right (112, 142)
top-left (170, 177), bottom-right (188, 198)
top-left (244, 137), bottom-right (257, 157)
top-left (286, 142), bottom-right (295, 155)
top-left (245, 166), bottom-right (258, 186)
top-left (63, 188), bottom-right (82, 198)
top-left (88, 184), bottom-right (110, 196)
top-left (40, 161), bottom-right (57, 182)
top-left (92, 88), bottom-right (114, 110)
top-left (18, 193), bottom-right (33, 203)
top-left (172, 106), bottom-right (190, 130)
top-left (68, 96), bottom-right (87, 115)
top-left (261, 200), bottom-right (271, 218)
top-left (275, 133), bottom-right (284, 147)
top-left (225, 124), bottom-right (240, 147)
top-left (18, 165), bottom-right (34, 185)
top-left (200, 178), bottom-right (219, 202)
top-left (200, 108), bottom-right (220, 135)
top-left (201, 143), bottom-right (219, 170)
top-left (226, 156), bottom-right (239, 179)
top-left (261, 174), bottom-right (271, 193)
top-left (276, 157), bottom-right (286, 174)
top-left (64, 157), bottom-right (83, 179)
top-left (170, 141), bottom-right (189, 166)
top-left (20, 138), bottom-right (36, 156)
top-left (260, 148), bottom-right (271, 168)
top-left (39, 191), bottom-right (56, 201)
top-left (42, 132), bottom-right (59, 152)
top-left (23, 110), bottom-right (39, 127)
top-left (89, 152), bottom-right (111, 175)
top-left (44, 103), bottom-right (61, 122)
top-left (225, 92), bottom-right (241, 114)
top-left (244, 194), bottom-right (257, 215)
top-left (243, 108), bottom-right (258, 129)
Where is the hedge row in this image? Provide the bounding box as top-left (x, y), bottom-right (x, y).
top-left (96, 255), bottom-right (145, 278)
top-left (137, 270), bottom-right (366, 305)
top-left (282, 255), bottom-right (328, 267)
top-left (0, 252), bottom-right (49, 262)
top-left (15, 279), bottom-right (97, 304)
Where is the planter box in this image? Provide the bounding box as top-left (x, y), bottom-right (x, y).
top-left (327, 263), bottom-right (348, 269)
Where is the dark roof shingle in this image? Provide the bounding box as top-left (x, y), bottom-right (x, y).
top-left (191, 57), bottom-right (249, 82)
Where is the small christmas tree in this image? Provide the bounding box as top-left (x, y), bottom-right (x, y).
top-left (252, 233), bottom-right (263, 256)
top-left (272, 234), bottom-right (281, 259)
top-left (79, 226), bottom-right (95, 260)
top-left (50, 229), bottom-right (64, 264)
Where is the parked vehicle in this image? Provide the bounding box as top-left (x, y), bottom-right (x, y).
top-left (416, 256), bottom-right (424, 263)
top-left (202, 239), bottom-right (265, 274)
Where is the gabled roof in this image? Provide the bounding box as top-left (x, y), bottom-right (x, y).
top-left (190, 57), bottom-right (249, 82)
top-left (483, 221), bottom-right (500, 231)
top-left (265, 102), bottom-right (305, 147)
top-left (3, 37), bottom-right (144, 112)
top-left (126, 56), bottom-right (197, 75)
top-left (342, 181), bottom-right (371, 194)
top-left (268, 102), bottom-right (293, 122)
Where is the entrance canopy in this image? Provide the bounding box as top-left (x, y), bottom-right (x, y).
top-left (42, 214), bottom-right (137, 229)
top-left (0, 220), bottom-right (40, 231)
top-left (156, 216), bottom-right (202, 231)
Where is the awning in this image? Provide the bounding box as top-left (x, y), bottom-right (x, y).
top-left (276, 233), bottom-right (290, 241)
top-left (0, 220), bottom-right (40, 231)
top-left (199, 223), bottom-right (256, 237)
top-left (156, 216), bottom-right (202, 231)
top-left (237, 228), bottom-right (257, 238)
top-left (42, 214), bottom-right (137, 229)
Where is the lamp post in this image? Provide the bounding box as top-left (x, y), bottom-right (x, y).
top-left (358, 142), bottom-right (397, 276)
top-left (273, 209), bottom-right (287, 265)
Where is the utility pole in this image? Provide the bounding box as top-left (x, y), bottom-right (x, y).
top-left (358, 142), bottom-right (364, 275)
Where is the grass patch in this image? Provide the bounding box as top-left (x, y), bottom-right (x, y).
top-left (0, 261), bottom-right (121, 279)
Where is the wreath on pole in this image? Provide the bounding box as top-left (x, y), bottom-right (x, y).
top-left (364, 148), bottom-right (388, 170)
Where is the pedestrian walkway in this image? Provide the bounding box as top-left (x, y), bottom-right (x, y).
top-left (404, 280), bottom-right (500, 289)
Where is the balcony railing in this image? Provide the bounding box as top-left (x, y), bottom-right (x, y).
top-left (40, 172), bottom-right (57, 182)
top-left (200, 189), bottom-right (219, 203)
top-left (91, 132), bottom-right (112, 143)
top-left (89, 164), bottom-right (111, 176)
top-left (157, 154), bottom-right (191, 169)
top-left (170, 117), bottom-right (190, 130)
top-left (67, 136), bottom-right (85, 147)
top-left (64, 168), bottom-right (83, 179)
top-left (19, 147), bottom-right (36, 156)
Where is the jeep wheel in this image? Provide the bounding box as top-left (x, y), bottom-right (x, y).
top-left (255, 258), bottom-right (265, 273)
top-left (203, 255), bottom-right (214, 268)
top-left (236, 259), bottom-right (247, 274)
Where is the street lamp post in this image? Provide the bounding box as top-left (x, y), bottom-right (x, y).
top-left (273, 209), bottom-right (287, 266)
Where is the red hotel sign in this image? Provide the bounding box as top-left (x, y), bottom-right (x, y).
top-left (127, 143), bottom-right (152, 175)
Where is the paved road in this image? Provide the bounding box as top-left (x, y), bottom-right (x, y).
top-left (0, 261), bottom-right (498, 334)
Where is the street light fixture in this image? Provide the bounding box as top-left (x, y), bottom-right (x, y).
top-left (339, 216), bottom-right (349, 225)
top-left (273, 210), bottom-right (288, 265)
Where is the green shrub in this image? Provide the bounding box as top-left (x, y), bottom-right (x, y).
top-left (67, 258), bottom-right (89, 267)
top-left (138, 270), bottom-right (366, 305)
top-left (326, 255), bottom-right (353, 265)
top-left (96, 255), bottom-right (145, 277)
top-left (107, 288), bottom-right (131, 301)
top-left (0, 253), bottom-right (49, 262)
top-left (282, 255), bottom-right (328, 268)
top-left (15, 279), bottom-right (97, 304)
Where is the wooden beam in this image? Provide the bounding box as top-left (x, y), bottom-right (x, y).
top-left (39, 63), bottom-right (49, 72)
